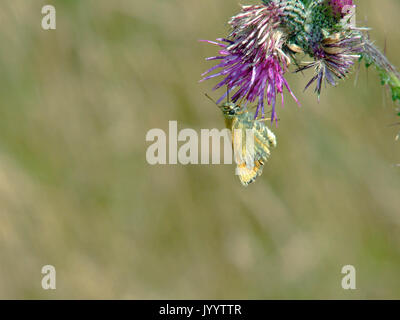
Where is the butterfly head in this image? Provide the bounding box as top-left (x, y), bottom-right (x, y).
top-left (219, 102), bottom-right (243, 119)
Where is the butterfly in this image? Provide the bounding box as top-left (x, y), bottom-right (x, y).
top-left (206, 94), bottom-right (277, 186)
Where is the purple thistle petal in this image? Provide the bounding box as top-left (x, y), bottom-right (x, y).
top-left (199, 40), bottom-right (227, 48)
top-left (206, 56), bottom-right (225, 61)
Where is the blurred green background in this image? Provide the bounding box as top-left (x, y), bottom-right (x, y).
top-left (0, 0), bottom-right (399, 299)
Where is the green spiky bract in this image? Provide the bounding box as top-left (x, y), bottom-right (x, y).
top-left (262, 0), bottom-right (349, 56)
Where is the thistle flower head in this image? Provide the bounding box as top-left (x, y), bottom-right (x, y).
top-left (297, 31), bottom-right (363, 98)
top-left (201, 3), bottom-right (299, 122)
top-left (201, 0), bottom-right (399, 136)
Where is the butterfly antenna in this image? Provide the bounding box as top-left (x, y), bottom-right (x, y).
top-left (204, 93), bottom-right (218, 106)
